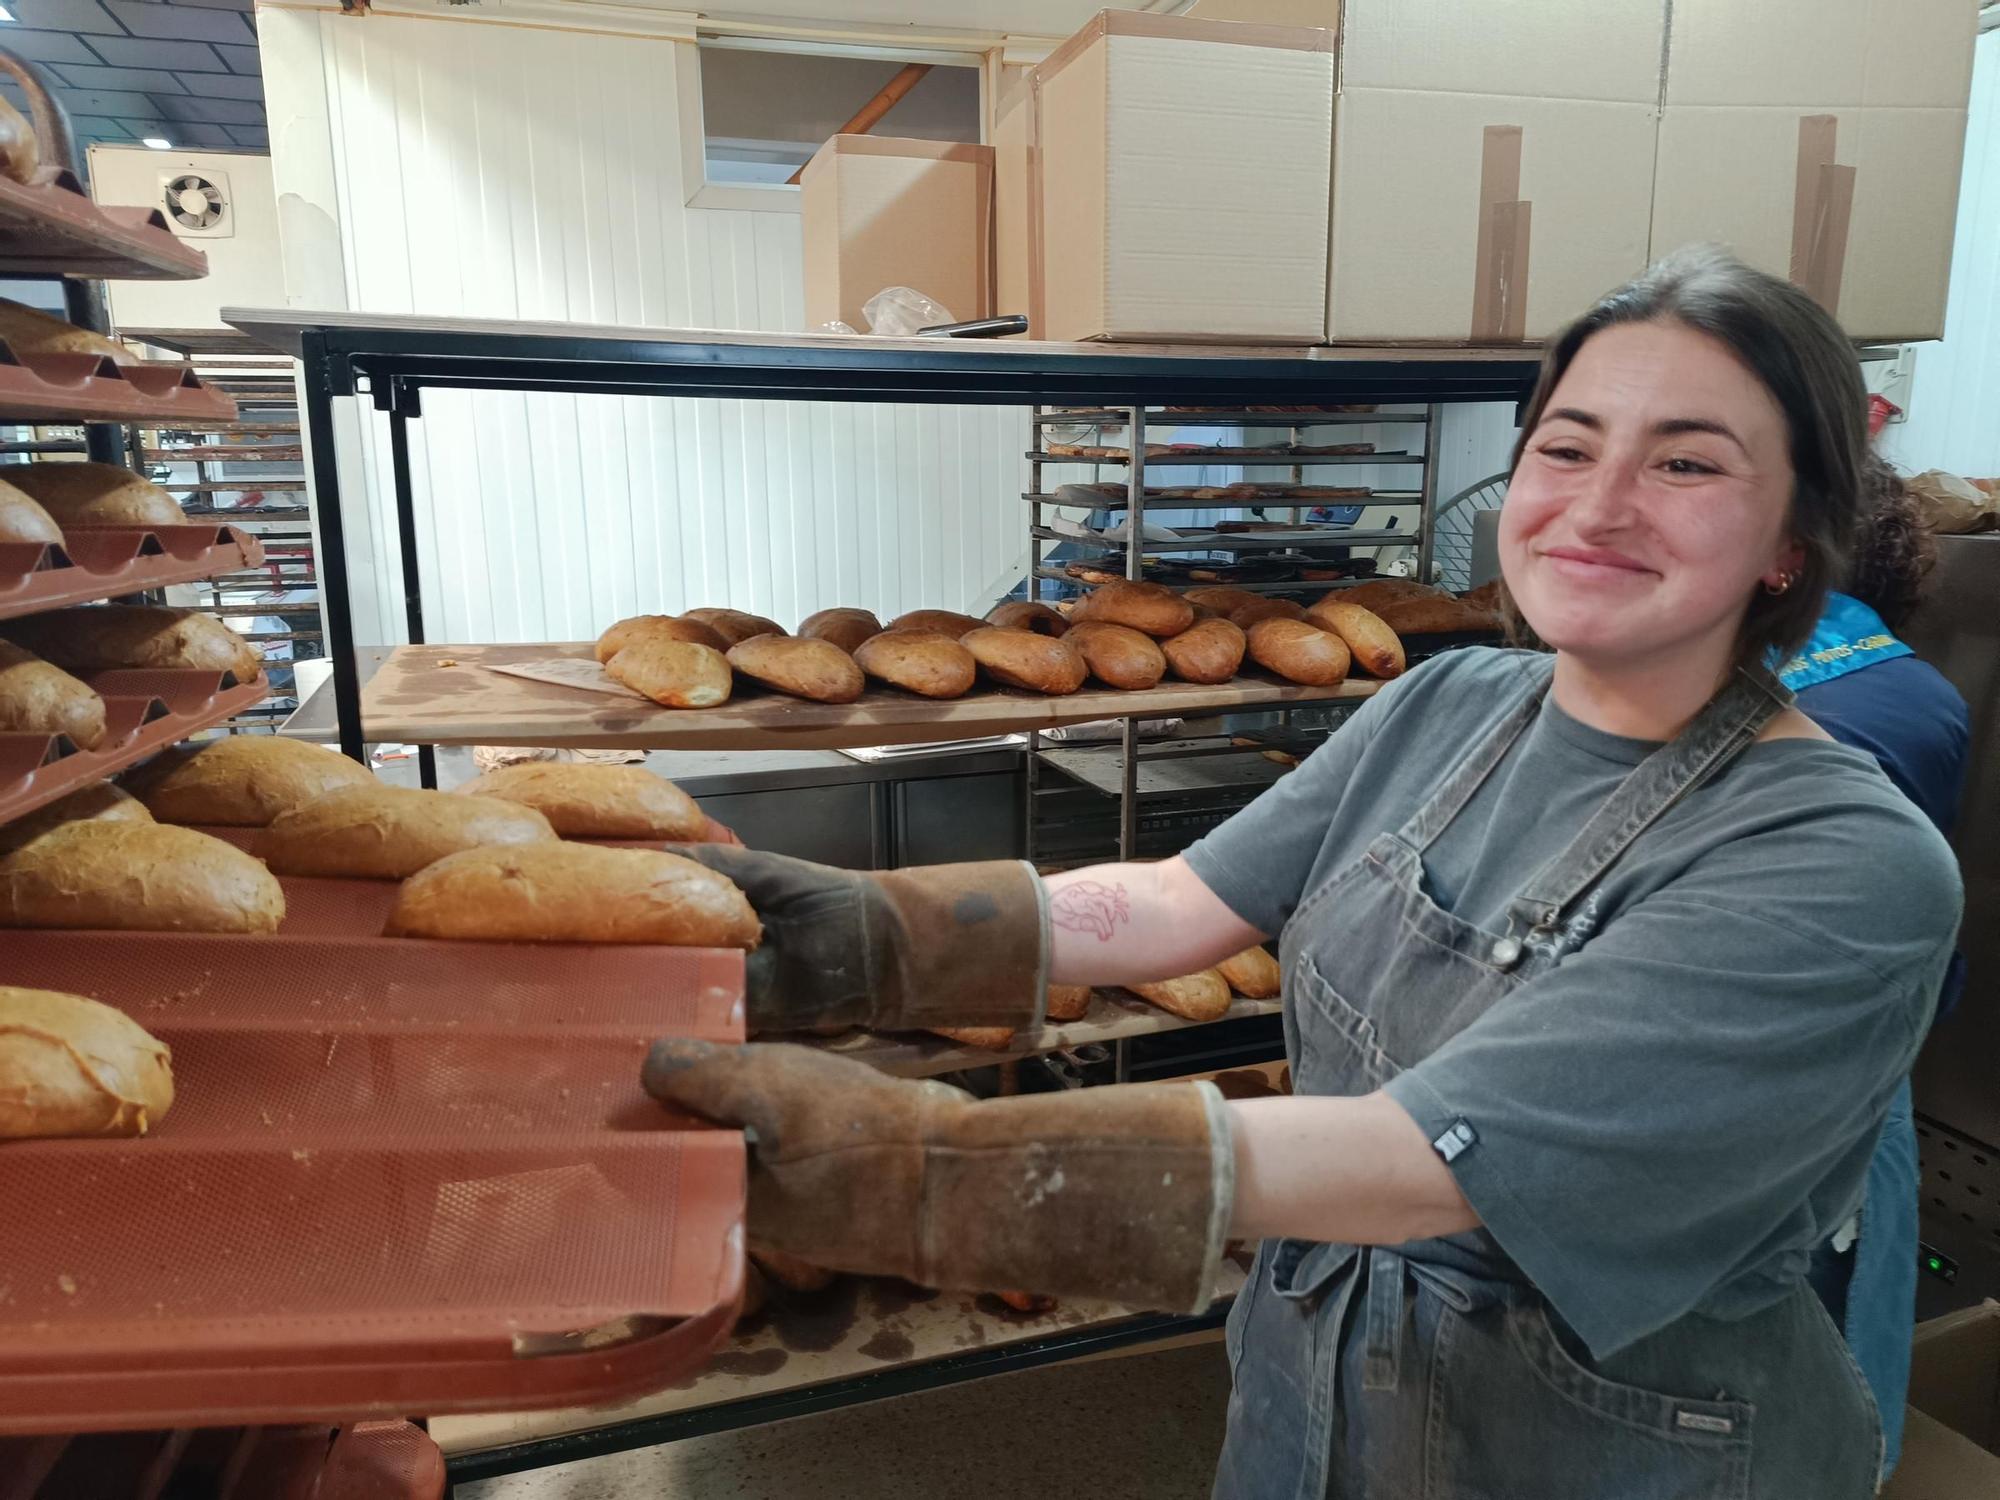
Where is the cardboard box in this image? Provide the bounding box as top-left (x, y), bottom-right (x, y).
top-left (1030, 11), bottom-right (1334, 344)
top-left (799, 136), bottom-right (993, 334)
top-left (1882, 1301), bottom-right (2000, 1498)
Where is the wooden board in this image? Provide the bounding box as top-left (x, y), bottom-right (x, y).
top-left (361, 643), bottom-right (1381, 750)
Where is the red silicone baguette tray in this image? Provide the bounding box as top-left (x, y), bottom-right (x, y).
top-left (0, 525), bottom-right (266, 621)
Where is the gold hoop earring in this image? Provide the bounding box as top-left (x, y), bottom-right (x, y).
top-left (1763, 572), bottom-right (1795, 596)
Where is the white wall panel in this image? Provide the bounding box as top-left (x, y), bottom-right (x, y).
top-left (263, 6), bottom-right (1030, 649)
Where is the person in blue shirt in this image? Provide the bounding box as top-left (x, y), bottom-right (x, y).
top-left (1789, 455), bottom-right (1970, 1475)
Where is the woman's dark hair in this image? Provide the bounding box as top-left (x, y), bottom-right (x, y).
top-left (1502, 245), bottom-right (1870, 669)
top-left (1844, 455), bottom-right (1937, 630)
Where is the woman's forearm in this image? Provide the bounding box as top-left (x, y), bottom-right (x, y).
top-left (1226, 1092), bottom-right (1481, 1245)
top-left (1046, 855), bottom-right (1264, 985)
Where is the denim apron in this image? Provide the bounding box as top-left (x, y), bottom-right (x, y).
top-left (1213, 661), bottom-right (1883, 1500)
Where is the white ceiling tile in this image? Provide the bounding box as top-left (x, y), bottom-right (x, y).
top-left (104, 0), bottom-right (254, 43)
top-left (84, 35), bottom-right (228, 69)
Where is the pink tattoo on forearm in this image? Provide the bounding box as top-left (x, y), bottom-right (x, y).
top-left (1050, 880), bottom-right (1131, 943)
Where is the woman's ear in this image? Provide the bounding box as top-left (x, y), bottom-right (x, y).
top-left (1763, 538), bottom-right (1806, 592)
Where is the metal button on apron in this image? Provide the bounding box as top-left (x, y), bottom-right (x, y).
top-left (1489, 936), bottom-right (1522, 968)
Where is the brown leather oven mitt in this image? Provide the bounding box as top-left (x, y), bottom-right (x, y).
top-left (670, 845), bottom-right (1049, 1035)
top-left (645, 1039), bottom-right (1233, 1315)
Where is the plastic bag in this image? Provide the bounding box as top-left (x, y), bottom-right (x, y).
top-left (862, 287), bottom-right (955, 337)
top-left (1906, 469), bottom-right (1999, 535)
top-left (814, 320), bottom-right (859, 335)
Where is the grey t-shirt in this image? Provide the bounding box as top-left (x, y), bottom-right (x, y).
top-left (1185, 647), bottom-right (1962, 1357)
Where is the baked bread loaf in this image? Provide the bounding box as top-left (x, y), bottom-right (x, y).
top-left (0, 640), bottom-right (106, 750)
top-left (1217, 947), bottom-right (1281, 999)
top-left (750, 1248), bottom-right (836, 1294)
top-left (985, 601), bottom-right (1069, 637)
top-left (1046, 983), bottom-right (1092, 1022)
top-left (1161, 618), bottom-right (1246, 684)
top-left (1229, 597), bottom-right (1308, 628)
top-left (1326, 578), bottom-right (1441, 613)
top-left (1072, 581), bottom-right (1194, 639)
top-left (798, 607), bottom-right (883, 654)
top-left (1183, 586), bottom-right (1264, 616)
top-left (962, 626), bottom-right (1086, 695)
top-left (1460, 579), bottom-right (1503, 613)
top-left (1371, 594), bottom-right (1500, 635)
top-left (681, 608), bottom-right (787, 646)
top-left (595, 614), bottom-right (729, 662)
top-left (459, 762), bottom-right (705, 841)
top-left (1128, 971), bottom-right (1232, 1022)
top-left (264, 784), bottom-right (556, 879)
top-left (1246, 617), bottom-right (1350, 686)
top-left (385, 841), bottom-right (760, 947)
top-left (887, 609), bottom-right (988, 638)
top-left (0, 820), bottom-right (284, 932)
top-left (5, 605), bottom-right (261, 682)
top-left (928, 1025), bottom-right (1016, 1050)
top-left (0, 480), bottom-right (61, 546)
top-left (125, 734), bottom-right (374, 826)
top-left (606, 638), bottom-right (732, 708)
top-left (0, 781), bottom-right (150, 857)
top-left (0, 988), bottom-right (174, 1140)
top-left (1063, 621), bottom-right (1165, 690)
top-left (726, 635), bottom-right (865, 704)
top-left (0, 299), bottom-right (133, 364)
top-left (6, 462), bottom-right (186, 530)
top-left (852, 629), bottom-right (975, 699)
top-left (1303, 599), bottom-right (1405, 679)
top-left (0, 96), bottom-right (39, 187)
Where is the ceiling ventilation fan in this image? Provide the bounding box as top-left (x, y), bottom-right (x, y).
top-left (162, 170), bottom-right (230, 238)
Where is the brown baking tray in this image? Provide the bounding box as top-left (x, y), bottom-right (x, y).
top-left (0, 667), bottom-right (269, 830)
top-left (0, 341), bottom-right (238, 424)
top-left (0, 169), bottom-right (210, 281)
top-left (0, 524), bottom-right (265, 620)
top-left (0, 933), bottom-right (746, 1434)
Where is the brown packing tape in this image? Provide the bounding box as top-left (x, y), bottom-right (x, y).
top-left (1791, 116), bottom-right (1854, 315)
top-left (1470, 125), bottom-right (1531, 342)
top-left (1790, 115), bottom-right (1838, 286)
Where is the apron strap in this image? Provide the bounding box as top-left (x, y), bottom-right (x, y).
top-left (1400, 657), bottom-right (1553, 854)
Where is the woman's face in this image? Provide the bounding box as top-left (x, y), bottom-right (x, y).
top-left (1500, 320), bottom-right (1801, 674)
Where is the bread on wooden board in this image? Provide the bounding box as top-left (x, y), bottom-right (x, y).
top-left (1072, 580), bottom-right (1194, 639)
top-left (1371, 594), bottom-right (1500, 635)
top-left (0, 987), bottom-right (174, 1140)
top-left (264, 784), bottom-right (557, 880)
top-left (385, 841), bottom-right (760, 947)
top-left (1063, 621), bottom-right (1165, 691)
top-left (0, 781), bottom-right (151, 857)
top-left (726, 635), bottom-right (865, 704)
top-left (1161, 617), bottom-right (1246, 685)
top-left (852, 629), bottom-right (976, 699)
top-left (985, 600), bottom-right (1070, 637)
top-left (962, 626), bottom-right (1086, 695)
top-left (928, 1025), bottom-right (1016, 1049)
top-left (0, 299), bottom-right (133, 364)
top-left (1229, 597), bottom-right (1308, 628)
top-left (0, 96), bottom-right (39, 186)
top-left (1127, 971), bottom-right (1232, 1022)
top-left (0, 480), bottom-right (61, 546)
top-left (1182, 585), bottom-right (1264, 616)
top-left (0, 639), bottom-right (106, 749)
top-left (797, 607), bottom-right (884, 654)
top-left (4, 605), bottom-right (261, 682)
top-left (1246, 617), bottom-right (1350, 686)
top-left (1045, 983), bottom-right (1092, 1022)
top-left (681, 607), bottom-right (787, 646)
top-left (459, 761), bottom-right (706, 841)
top-left (1217, 947), bottom-right (1281, 999)
top-left (7, 462), bottom-right (186, 529)
top-left (595, 614), bottom-right (729, 662)
top-left (0, 820), bottom-right (284, 933)
top-left (606, 638), bottom-right (732, 708)
top-left (125, 734), bottom-right (374, 826)
top-left (887, 608), bottom-right (988, 638)
top-left (1303, 599), bottom-right (1405, 679)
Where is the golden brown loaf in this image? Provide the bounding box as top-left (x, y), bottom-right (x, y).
top-left (1324, 578), bottom-right (1440, 613)
top-left (852, 629), bottom-right (976, 699)
top-left (605, 638), bottom-right (733, 708)
top-left (797, 607), bottom-right (883, 654)
top-left (385, 841), bottom-right (760, 947)
top-left (962, 626), bottom-right (1087, 695)
top-left (1459, 579), bottom-right (1503, 613)
top-left (0, 781), bottom-right (151, 857)
top-left (0, 639), bottom-right (106, 750)
top-left (1182, 586), bottom-right (1264, 616)
top-left (681, 607), bottom-right (787, 646)
top-left (1063, 620), bottom-right (1166, 691)
top-left (1128, 971), bottom-right (1232, 1022)
top-left (0, 480), bottom-right (61, 546)
top-left (6, 463), bottom-right (187, 530)
top-left (887, 609), bottom-right (989, 638)
top-left (594, 614), bottom-right (729, 662)
top-left (1370, 594), bottom-right (1500, 635)
top-left (985, 600), bottom-right (1070, 637)
top-left (125, 734), bottom-right (374, 826)
top-left (1217, 947), bottom-right (1281, 1000)
top-left (0, 988), bottom-right (174, 1141)
top-left (1229, 597), bottom-right (1308, 628)
top-left (1246, 617), bottom-right (1351, 686)
top-left (1072, 580), bottom-right (1195, 638)
top-left (1045, 983), bottom-right (1092, 1022)
top-left (928, 1025), bottom-right (1016, 1050)
top-left (0, 299), bottom-right (133, 364)
top-left (459, 761), bottom-right (706, 841)
top-left (726, 635), bottom-right (865, 704)
top-left (5, 605), bottom-right (261, 681)
top-left (0, 96), bottom-right (39, 186)
top-left (0, 820), bottom-right (284, 933)
top-left (1303, 599), bottom-right (1405, 679)
top-left (263, 784), bottom-right (557, 879)
top-left (1161, 617), bottom-right (1246, 685)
